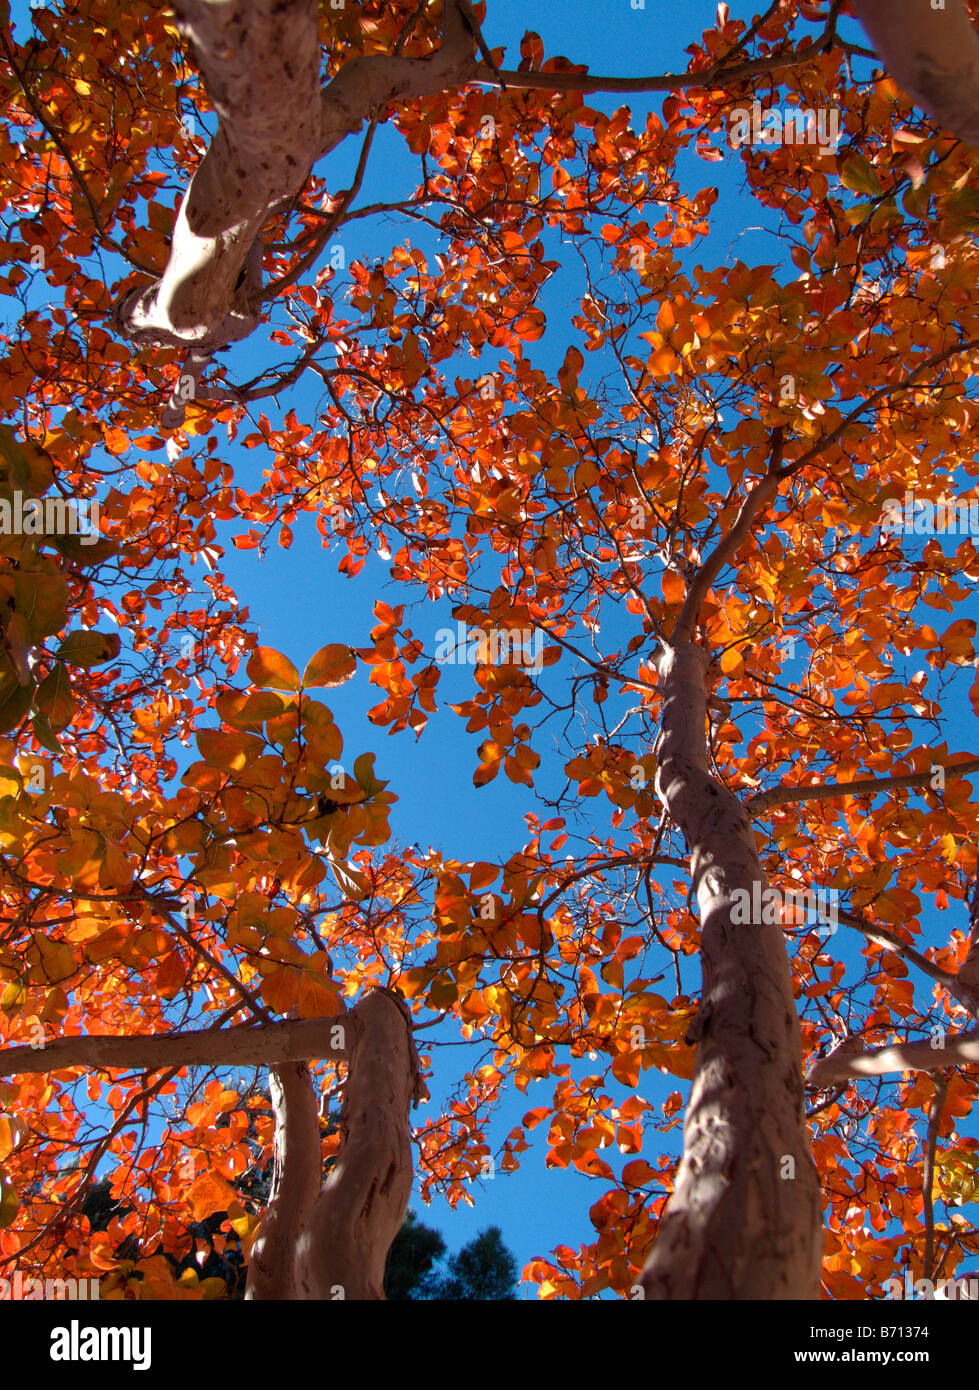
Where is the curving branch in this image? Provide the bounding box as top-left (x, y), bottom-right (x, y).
top-left (808, 1029), bottom-right (979, 1086)
top-left (113, 0), bottom-right (324, 349)
top-left (113, 0), bottom-right (478, 351)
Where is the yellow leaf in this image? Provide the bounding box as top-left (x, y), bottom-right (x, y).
top-left (0, 1168), bottom-right (18, 1228)
top-left (0, 979), bottom-right (25, 1012)
top-left (0, 1114), bottom-right (25, 1161)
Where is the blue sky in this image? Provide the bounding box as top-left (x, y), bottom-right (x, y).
top-left (199, 0), bottom-right (883, 1285)
top-left (8, 0), bottom-right (979, 1294)
top-left (210, 0), bottom-right (746, 1286)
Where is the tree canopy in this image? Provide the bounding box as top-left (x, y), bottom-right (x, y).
top-left (1, 0), bottom-right (979, 1302)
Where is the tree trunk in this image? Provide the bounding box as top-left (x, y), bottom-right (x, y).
top-left (640, 641), bottom-right (822, 1299)
top-left (295, 989), bottom-right (418, 1300)
top-left (851, 0), bottom-right (979, 147)
top-left (245, 1062), bottom-right (321, 1300)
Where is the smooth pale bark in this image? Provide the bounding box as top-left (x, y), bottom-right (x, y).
top-left (851, 0), bottom-right (979, 146)
top-left (114, 0), bottom-right (477, 350)
top-left (640, 642), bottom-right (822, 1299)
top-left (295, 989), bottom-right (417, 1300)
top-left (0, 1014), bottom-right (348, 1077)
top-left (0, 990), bottom-right (420, 1301)
top-left (808, 1030), bottom-right (979, 1086)
top-left (245, 1061), bottom-right (322, 1301)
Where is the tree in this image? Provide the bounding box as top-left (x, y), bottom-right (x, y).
top-left (383, 1210), bottom-right (518, 1299)
top-left (428, 1226), bottom-right (518, 1301)
top-left (384, 1209), bottom-right (448, 1301)
top-left (1, 0), bottom-right (979, 1303)
top-left (383, 1217), bottom-right (520, 1301)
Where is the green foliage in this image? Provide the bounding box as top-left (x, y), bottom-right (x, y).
top-left (384, 1209), bottom-right (447, 1300)
top-left (385, 1212), bottom-right (518, 1301)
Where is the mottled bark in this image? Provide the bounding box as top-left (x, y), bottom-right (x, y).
top-left (0, 990), bottom-right (420, 1301)
top-left (114, 0), bottom-right (478, 350)
top-left (114, 0), bottom-right (324, 349)
top-left (295, 989), bottom-right (418, 1300)
top-left (851, 0), bottom-right (979, 146)
top-left (640, 641), bottom-right (822, 1299)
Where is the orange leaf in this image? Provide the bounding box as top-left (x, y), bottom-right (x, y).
top-left (246, 647), bottom-right (301, 692)
top-left (611, 1051), bottom-right (640, 1087)
top-left (661, 570), bottom-right (685, 604)
top-left (187, 1171), bottom-right (238, 1222)
top-left (720, 647), bottom-right (744, 677)
top-left (302, 644), bottom-right (357, 689)
top-left (621, 1159), bottom-right (658, 1188)
top-left (469, 862), bottom-right (499, 891)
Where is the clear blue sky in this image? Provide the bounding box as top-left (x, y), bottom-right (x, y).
top-left (10, 0), bottom-right (979, 1294)
top-left (213, 0), bottom-right (737, 1287)
top-left (202, 0), bottom-right (875, 1287)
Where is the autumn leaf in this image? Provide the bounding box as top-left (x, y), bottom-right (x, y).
top-left (301, 643), bottom-right (357, 689)
top-left (186, 1171), bottom-right (239, 1223)
top-left (55, 630), bottom-right (121, 668)
top-left (0, 1168), bottom-right (18, 1229)
top-left (246, 647), bottom-right (302, 692)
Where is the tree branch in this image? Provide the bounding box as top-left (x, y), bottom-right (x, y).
top-left (470, 38), bottom-right (841, 95)
top-left (850, 0), bottom-right (979, 147)
top-left (808, 1030), bottom-right (979, 1087)
top-left (924, 1074), bottom-right (948, 1281)
top-left (0, 1014), bottom-right (349, 1078)
top-left (835, 906), bottom-right (979, 1017)
top-left (670, 429), bottom-right (785, 644)
top-left (113, 0), bottom-right (478, 350)
top-left (747, 756), bottom-right (979, 815)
